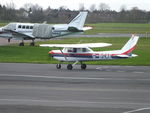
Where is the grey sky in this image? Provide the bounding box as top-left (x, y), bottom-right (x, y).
top-left (0, 0), bottom-right (150, 11)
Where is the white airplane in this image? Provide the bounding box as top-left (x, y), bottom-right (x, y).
top-left (40, 35), bottom-right (139, 70)
top-left (0, 12), bottom-right (91, 46)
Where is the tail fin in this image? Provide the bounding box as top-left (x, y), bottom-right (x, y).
top-left (68, 12), bottom-right (88, 31)
top-left (121, 35), bottom-right (139, 56)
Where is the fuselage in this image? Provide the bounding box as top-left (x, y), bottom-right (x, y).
top-left (0, 22), bottom-right (83, 40)
top-left (49, 48), bottom-right (124, 62)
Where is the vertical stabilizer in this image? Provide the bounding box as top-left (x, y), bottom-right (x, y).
top-left (121, 35), bottom-right (139, 55)
top-left (68, 12), bottom-right (88, 30)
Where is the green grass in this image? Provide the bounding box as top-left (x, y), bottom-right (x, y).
top-left (0, 37), bottom-right (150, 66)
top-left (85, 23), bottom-right (150, 34)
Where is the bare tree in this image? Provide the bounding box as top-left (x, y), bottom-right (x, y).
top-left (120, 5), bottom-right (127, 12)
top-left (79, 3), bottom-right (85, 11)
top-left (99, 3), bottom-right (110, 11)
top-left (89, 4), bottom-right (96, 12)
top-left (5, 1), bottom-right (15, 9)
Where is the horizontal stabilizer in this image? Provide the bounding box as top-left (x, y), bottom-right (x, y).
top-left (115, 54), bottom-right (130, 58)
top-left (82, 26), bottom-right (93, 31)
top-left (115, 54), bottom-right (138, 58)
top-left (131, 54), bottom-right (138, 57)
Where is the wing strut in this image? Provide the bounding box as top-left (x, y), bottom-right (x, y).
top-left (60, 48), bottom-right (68, 61)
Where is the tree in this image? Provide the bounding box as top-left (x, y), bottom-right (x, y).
top-left (89, 4), bottom-right (96, 12)
top-left (79, 3), bottom-right (85, 11)
top-left (99, 3), bottom-right (110, 11)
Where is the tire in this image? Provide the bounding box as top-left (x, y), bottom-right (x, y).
top-left (19, 42), bottom-right (24, 46)
top-left (56, 64), bottom-right (61, 69)
top-left (30, 42), bottom-right (35, 46)
top-left (81, 64), bottom-right (86, 70)
top-left (67, 64), bottom-right (73, 70)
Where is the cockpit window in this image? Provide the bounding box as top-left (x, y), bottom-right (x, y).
top-left (18, 25), bottom-right (21, 28)
top-left (66, 48), bottom-right (91, 53)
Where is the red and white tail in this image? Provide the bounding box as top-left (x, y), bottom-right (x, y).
top-left (120, 35), bottom-right (139, 57)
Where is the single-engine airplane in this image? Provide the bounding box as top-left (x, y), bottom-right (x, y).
top-left (0, 12), bottom-right (91, 46)
top-left (40, 35), bottom-right (139, 70)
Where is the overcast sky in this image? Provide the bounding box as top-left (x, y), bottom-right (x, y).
top-left (0, 0), bottom-right (150, 11)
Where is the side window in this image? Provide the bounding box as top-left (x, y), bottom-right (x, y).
top-left (82, 48), bottom-right (87, 52)
top-left (30, 26), bottom-right (33, 29)
top-left (68, 49), bottom-right (73, 52)
top-left (18, 25), bottom-right (21, 28)
top-left (73, 48), bottom-right (77, 53)
top-left (22, 25), bottom-right (25, 29)
top-left (26, 26), bottom-right (29, 29)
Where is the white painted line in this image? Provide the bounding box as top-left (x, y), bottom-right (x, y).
top-left (0, 74), bottom-right (150, 81)
top-left (132, 71), bottom-right (144, 74)
top-left (123, 107), bottom-right (150, 113)
top-left (0, 99), bottom-right (148, 106)
top-left (117, 71), bottom-right (125, 73)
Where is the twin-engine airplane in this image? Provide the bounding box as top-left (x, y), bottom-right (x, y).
top-left (0, 12), bottom-right (91, 46)
top-left (40, 35), bottom-right (139, 70)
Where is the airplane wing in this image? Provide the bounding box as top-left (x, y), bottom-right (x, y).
top-left (4, 29), bottom-right (34, 39)
top-left (40, 43), bottom-right (112, 48)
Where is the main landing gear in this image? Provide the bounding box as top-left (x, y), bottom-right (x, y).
top-left (30, 39), bottom-right (35, 46)
top-left (19, 39), bottom-right (35, 46)
top-left (19, 41), bottom-right (24, 46)
top-left (56, 61), bottom-right (87, 70)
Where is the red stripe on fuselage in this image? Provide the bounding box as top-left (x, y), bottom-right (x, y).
top-left (121, 46), bottom-right (136, 55)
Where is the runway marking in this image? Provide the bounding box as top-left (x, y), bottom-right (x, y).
top-left (0, 74), bottom-right (150, 82)
top-left (0, 98), bottom-right (149, 106)
top-left (123, 107), bottom-right (150, 113)
top-left (117, 71), bottom-right (125, 73)
top-left (132, 71), bottom-right (144, 74)
top-left (96, 67), bottom-right (145, 74)
top-left (1, 73), bottom-right (150, 81)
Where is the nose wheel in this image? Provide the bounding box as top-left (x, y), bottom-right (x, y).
top-left (56, 64), bottom-right (61, 69)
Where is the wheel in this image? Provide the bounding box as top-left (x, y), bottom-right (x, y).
top-left (56, 64), bottom-right (61, 69)
top-left (81, 64), bottom-right (86, 70)
top-left (30, 42), bottom-right (35, 46)
top-left (19, 42), bottom-right (24, 46)
top-left (67, 64), bottom-right (73, 70)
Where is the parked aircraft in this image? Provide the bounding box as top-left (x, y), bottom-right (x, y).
top-left (0, 12), bottom-right (91, 46)
top-left (40, 35), bottom-right (139, 70)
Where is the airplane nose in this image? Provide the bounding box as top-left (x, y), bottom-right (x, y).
top-left (49, 51), bottom-right (54, 57)
top-left (0, 27), bottom-right (2, 32)
top-left (49, 50), bottom-right (53, 54)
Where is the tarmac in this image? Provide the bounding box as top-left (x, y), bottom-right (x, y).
top-left (0, 63), bottom-right (150, 113)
